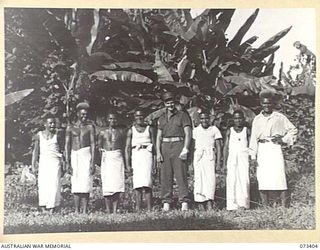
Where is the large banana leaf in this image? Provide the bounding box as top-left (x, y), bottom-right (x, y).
top-left (139, 99), bottom-right (163, 109)
top-left (216, 9), bottom-right (235, 32)
top-left (162, 10), bottom-right (207, 42)
top-left (158, 80), bottom-right (186, 88)
top-left (90, 70), bottom-right (153, 83)
top-left (228, 9), bottom-right (259, 50)
top-left (252, 45), bottom-right (280, 61)
top-left (5, 89), bottom-right (34, 106)
top-left (153, 50), bottom-right (174, 82)
top-left (183, 16), bottom-right (205, 41)
top-left (255, 76), bottom-right (278, 91)
top-left (222, 74), bottom-right (279, 95)
top-left (183, 9), bottom-right (193, 27)
top-left (81, 52), bottom-right (116, 73)
top-left (102, 62), bottom-right (153, 70)
top-left (266, 53), bottom-right (275, 67)
top-left (262, 63), bottom-right (275, 76)
top-left (258, 26), bottom-right (292, 50)
top-left (177, 56), bottom-right (195, 80)
top-left (223, 75), bottom-right (260, 94)
top-left (238, 36), bottom-right (258, 53)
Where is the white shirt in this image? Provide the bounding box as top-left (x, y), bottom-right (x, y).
top-left (249, 111), bottom-right (298, 159)
top-left (193, 125), bottom-right (222, 149)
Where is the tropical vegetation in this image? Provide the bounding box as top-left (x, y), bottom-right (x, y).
top-left (4, 8), bottom-right (315, 233)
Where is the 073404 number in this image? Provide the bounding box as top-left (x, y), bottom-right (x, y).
top-left (300, 244), bottom-right (318, 248)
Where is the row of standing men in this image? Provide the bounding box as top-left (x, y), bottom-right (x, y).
top-left (31, 90), bottom-right (298, 214)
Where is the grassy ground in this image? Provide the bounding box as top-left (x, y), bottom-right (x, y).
top-left (4, 170), bottom-right (315, 234)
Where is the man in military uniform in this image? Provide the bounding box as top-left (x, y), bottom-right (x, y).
top-left (156, 92), bottom-right (192, 211)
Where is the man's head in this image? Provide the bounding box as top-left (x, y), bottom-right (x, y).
top-left (76, 102), bottom-right (90, 124)
top-left (134, 109), bottom-right (145, 126)
top-left (259, 90), bottom-right (275, 115)
top-left (44, 115), bottom-right (56, 133)
top-left (108, 112), bottom-right (118, 128)
top-left (199, 111), bottom-right (210, 129)
top-left (162, 91), bottom-right (176, 112)
top-left (233, 109), bottom-right (245, 128)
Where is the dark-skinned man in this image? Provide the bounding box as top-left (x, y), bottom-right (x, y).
top-left (65, 102), bottom-right (96, 214)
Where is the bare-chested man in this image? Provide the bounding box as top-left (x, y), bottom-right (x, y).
top-left (65, 102), bottom-right (96, 214)
top-left (98, 113), bottom-right (127, 213)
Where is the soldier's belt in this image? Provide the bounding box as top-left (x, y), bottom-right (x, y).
top-left (162, 137), bottom-right (184, 143)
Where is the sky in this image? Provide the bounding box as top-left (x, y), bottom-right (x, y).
top-left (191, 8), bottom-right (316, 76)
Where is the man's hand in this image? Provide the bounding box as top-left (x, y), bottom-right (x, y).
top-left (271, 135), bottom-right (283, 145)
top-left (179, 148), bottom-right (189, 160)
top-left (156, 153), bottom-right (164, 163)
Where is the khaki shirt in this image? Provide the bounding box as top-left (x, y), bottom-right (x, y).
top-left (158, 110), bottom-right (192, 138)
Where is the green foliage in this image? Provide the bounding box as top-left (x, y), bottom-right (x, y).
top-left (5, 8), bottom-right (307, 164)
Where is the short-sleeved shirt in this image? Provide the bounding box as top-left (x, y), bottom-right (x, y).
top-left (158, 109), bottom-right (192, 137)
top-left (193, 125), bottom-right (222, 149)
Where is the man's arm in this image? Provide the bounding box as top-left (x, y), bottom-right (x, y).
top-left (31, 133), bottom-right (40, 173)
top-left (125, 128), bottom-right (132, 170)
top-left (223, 129), bottom-right (230, 168)
top-left (249, 118), bottom-right (258, 160)
top-left (281, 116), bottom-right (298, 146)
top-left (183, 125), bottom-right (192, 151)
top-left (97, 130), bottom-right (104, 150)
top-left (56, 129), bottom-right (66, 176)
top-left (56, 129), bottom-right (65, 153)
top-left (149, 126), bottom-right (156, 154)
top-left (89, 124), bottom-right (96, 175)
top-left (246, 127), bottom-right (251, 143)
top-left (156, 129), bottom-right (163, 163)
top-left (215, 138), bottom-right (222, 170)
top-left (65, 126), bottom-right (72, 174)
top-left (179, 125), bottom-right (192, 160)
top-left (149, 126), bottom-right (157, 170)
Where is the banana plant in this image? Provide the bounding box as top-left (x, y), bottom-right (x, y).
top-left (5, 89), bottom-right (34, 106)
top-left (5, 8), bottom-right (294, 129)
